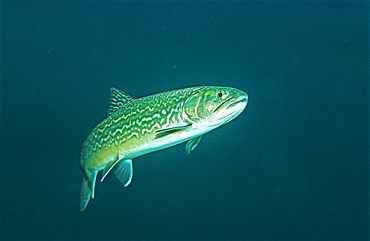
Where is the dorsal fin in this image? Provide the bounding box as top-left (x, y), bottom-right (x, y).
top-left (108, 87), bottom-right (134, 115)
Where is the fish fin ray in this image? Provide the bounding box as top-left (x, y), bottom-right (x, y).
top-left (79, 171), bottom-right (97, 211)
top-left (114, 159), bottom-right (133, 187)
top-left (185, 135), bottom-right (202, 154)
top-left (108, 87), bottom-right (134, 115)
top-left (154, 124), bottom-right (192, 139)
top-left (79, 177), bottom-right (90, 211)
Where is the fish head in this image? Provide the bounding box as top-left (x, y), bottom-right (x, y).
top-left (183, 86), bottom-right (248, 128)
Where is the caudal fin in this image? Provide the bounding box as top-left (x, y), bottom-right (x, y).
top-left (79, 177), bottom-right (91, 211)
top-left (79, 171), bottom-right (97, 211)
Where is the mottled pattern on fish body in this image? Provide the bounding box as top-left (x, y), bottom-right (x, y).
top-left (81, 87), bottom-right (197, 170)
top-left (79, 86), bottom-right (248, 211)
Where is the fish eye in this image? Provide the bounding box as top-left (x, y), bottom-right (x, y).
top-left (217, 91), bottom-right (228, 100)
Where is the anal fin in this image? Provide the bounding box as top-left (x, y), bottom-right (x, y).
top-left (101, 156), bottom-right (120, 182)
top-left (91, 171), bottom-right (98, 199)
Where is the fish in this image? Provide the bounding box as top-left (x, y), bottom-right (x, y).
top-left (79, 86), bottom-right (248, 211)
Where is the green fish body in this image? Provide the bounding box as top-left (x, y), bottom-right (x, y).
top-left (79, 86), bottom-right (248, 211)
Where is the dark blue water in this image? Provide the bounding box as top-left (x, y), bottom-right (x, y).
top-left (1, 1), bottom-right (368, 240)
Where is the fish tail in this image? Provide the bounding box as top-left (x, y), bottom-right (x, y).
top-left (79, 171), bottom-right (97, 211)
top-left (79, 177), bottom-right (91, 211)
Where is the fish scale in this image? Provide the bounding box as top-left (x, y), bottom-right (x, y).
top-left (79, 86), bottom-right (248, 211)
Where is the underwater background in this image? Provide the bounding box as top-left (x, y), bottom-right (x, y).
top-left (1, 1), bottom-right (368, 240)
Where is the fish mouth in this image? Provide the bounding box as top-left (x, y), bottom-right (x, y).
top-left (212, 95), bottom-right (248, 126)
top-left (213, 96), bottom-right (248, 113)
top-left (228, 96), bottom-right (248, 109)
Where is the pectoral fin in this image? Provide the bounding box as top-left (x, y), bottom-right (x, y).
top-left (114, 159), bottom-right (133, 187)
top-left (155, 123), bottom-right (192, 139)
top-left (185, 135), bottom-right (202, 154)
